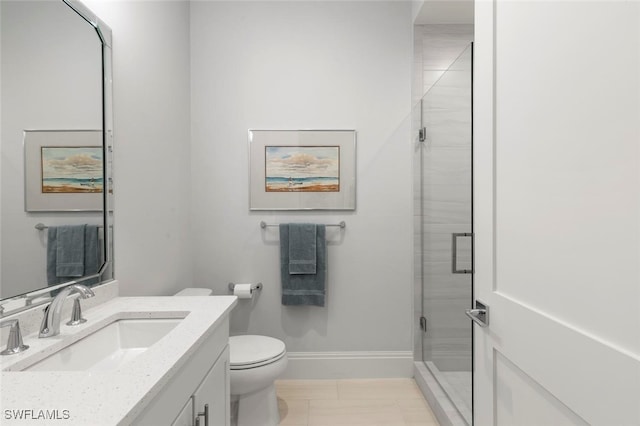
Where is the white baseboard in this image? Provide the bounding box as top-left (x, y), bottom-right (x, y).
top-left (281, 351), bottom-right (414, 379)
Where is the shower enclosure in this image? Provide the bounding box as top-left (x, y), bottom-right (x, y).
top-left (414, 44), bottom-right (473, 425)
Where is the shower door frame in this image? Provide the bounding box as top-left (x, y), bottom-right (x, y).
top-left (417, 42), bottom-right (474, 426)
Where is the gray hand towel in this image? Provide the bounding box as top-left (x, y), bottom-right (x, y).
top-left (47, 225), bottom-right (101, 290)
top-left (280, 224), bottom-right (326, 306)
top-left (83, 225), bottom-right (100, 285)
top-left (288, 223), bottom-right (317, 274)
top-left (46, 227), bottom-right (61, 286)
top-left (56, 225), bottom-right (87, 277)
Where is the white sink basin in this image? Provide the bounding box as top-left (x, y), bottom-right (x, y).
top-left (25, 318), bottom-right (182, 372)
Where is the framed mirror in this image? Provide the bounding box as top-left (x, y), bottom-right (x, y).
top-left (0, 0), bottom-right (113, 316)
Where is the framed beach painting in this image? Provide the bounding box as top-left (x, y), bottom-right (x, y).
top-left (24, 130), bottom-right (104, 211)
top-left (249, 129), bottom-right (356, 210)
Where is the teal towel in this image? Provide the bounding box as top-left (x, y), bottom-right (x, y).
top-left (83, 225), bottom-right (100, 285)
top-left (47, 225), bottom-right (101, 287)
top-left (46, 227), bottom-right (62, 286)
top-left (280, 224), bottom-right (326, 306)
top-left (288, 223), bottom-right (317, 274)
top-left (56, 225), bottom-right (86, 277)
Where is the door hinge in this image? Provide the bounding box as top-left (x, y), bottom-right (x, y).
top-left (419, 316), bottom-right (427, 332)
top-left (418, 127), bottom-right (427, 142)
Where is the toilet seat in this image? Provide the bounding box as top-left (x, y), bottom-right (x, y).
top-left (230, 335), bottom-right (286, 370)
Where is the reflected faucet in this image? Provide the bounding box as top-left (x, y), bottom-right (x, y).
top-left (39, 284), bottom-right (95, 338)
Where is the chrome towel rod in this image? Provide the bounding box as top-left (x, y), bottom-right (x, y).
top-left (260, 221), bottom-right (346, 229)
top-left (35, 223), bottom-right (105, 230)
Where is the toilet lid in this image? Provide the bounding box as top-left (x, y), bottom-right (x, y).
top-left (229, 335), bottom-right (286, 369)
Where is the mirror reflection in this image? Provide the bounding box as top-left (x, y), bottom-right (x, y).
top-left (0, 0), bottom-right (113, 312)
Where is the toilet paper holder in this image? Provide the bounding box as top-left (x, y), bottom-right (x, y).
top-left (228, 282), bottom-right (263, 293)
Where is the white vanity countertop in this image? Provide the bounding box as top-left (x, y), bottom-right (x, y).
top-left (0, 296), bottom-right (237, 425)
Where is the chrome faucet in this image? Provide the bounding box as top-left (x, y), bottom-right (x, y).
top-left (39, 284), bottom-right (95, 338)
top-left (1, 319), bottom-right (29, 355)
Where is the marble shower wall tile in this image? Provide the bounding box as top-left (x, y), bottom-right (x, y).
top-left (422, 147), bottom-right (472, 186)
top-left (423, 260), bottom-right (473, 371)
top-left (421, 224), bottom-right (472, 265)
top-left (422, 185), bottom-right (472, 224)
top-left (413, 25), bottom-right (424, 106)
top-left (423, 70), bottom-right (446, 94)
top-left (422, 24), bottom-right (474, 71)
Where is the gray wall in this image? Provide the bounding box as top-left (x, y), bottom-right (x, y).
top-left (83, 0), bottom-right (194, 296)
top-left (65, 1), bottom-right (414, 361)
top-left (190, 1), bottom-right (414, 353)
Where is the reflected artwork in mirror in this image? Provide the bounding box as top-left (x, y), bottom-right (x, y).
top-left (0, 0), bottom-right (113, 316)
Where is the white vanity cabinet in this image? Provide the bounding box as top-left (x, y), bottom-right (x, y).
top-left (171, 346), bottom-right (229, 426)
top-left (192, 346), bottom-right (230, 425)
top-left (135, 317), bottom-right (230, 426)
top-left (172, 398), bottom-right (194, 426)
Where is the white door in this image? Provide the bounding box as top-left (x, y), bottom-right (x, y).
top-left (473, 1), bottom-right (640, 425)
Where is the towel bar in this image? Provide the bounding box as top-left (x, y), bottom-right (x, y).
top-left (260, 221), bottom-right (345, 229)
top-left (35, 223), bottom-right (106, 230)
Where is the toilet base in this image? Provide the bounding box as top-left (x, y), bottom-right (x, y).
top-left (236, 384), bottom-right (280, 426)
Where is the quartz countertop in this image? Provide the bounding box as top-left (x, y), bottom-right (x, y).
top-left (0, 296), bottom-right (237, 425)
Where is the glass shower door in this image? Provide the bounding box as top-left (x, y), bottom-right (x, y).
top-left (418, 44), bottom-right (473, 424)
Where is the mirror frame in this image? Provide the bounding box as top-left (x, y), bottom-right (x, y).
top-left (0, 0), bottom-right (113, 318)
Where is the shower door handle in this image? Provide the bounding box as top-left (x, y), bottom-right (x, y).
top-left (451, 233), bottom-right (473, 274)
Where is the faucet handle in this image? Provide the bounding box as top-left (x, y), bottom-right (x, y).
top-left (39, 304), bottom-right (52, 337)
top-left (66, 298), bottom-right (87, 326)
top-left (1, 319), bottom-right (29, 356)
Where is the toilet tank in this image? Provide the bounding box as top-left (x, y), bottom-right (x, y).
top-left (174, 288), bottom-right (213, 297)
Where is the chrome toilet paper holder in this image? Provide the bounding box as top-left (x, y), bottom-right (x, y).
top-left (228, 282), bottom-right (263, 293)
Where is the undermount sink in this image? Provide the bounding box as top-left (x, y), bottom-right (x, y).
top-left (25, 318), bottom-right (182, 372)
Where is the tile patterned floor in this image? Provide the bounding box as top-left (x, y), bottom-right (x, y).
top-left (276, 379), bottom-right (440, 426)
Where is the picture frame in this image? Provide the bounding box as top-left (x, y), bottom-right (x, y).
top-left (24, 130), bottom-right (104, 212)
top-left (249, 129), bottom-right (356, 210)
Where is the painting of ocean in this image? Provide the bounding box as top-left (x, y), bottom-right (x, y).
top-left (41, 146), bottom-right (103, 193)
top-left (265, 146), bottom-right (340, 192)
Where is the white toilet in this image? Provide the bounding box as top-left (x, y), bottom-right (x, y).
top-left (174, 288), bottom-right (288, 426)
